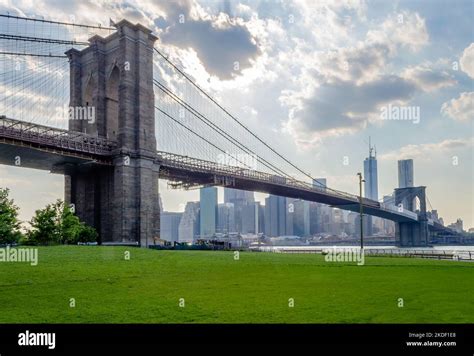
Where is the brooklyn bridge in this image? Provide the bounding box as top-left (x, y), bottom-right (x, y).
top-left (0, 15), bottom-right (458, 247)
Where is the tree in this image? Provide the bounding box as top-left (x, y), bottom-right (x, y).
top-left (27, 203), bottom-right (60, 245)
top-left (76, 225), bottom-right (98, 243)
top-left (0, 188), bottom-right (22, 244)
top-left (26, 200), bottom-right (98, 245)
top-left (59, 202), bottom-right (83, 244)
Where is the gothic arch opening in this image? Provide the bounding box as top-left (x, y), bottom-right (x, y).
top-left (399, 197), bottom-right (408, 212)
top-left (412, 196), bottom-right (421, 214)
top-left (106, 65), bottom-right (120, 140)
top-left (83, 79), bottom-right (97, 135)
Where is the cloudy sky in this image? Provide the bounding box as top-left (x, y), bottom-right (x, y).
top-left (0, 0), bottom-right (473, 229)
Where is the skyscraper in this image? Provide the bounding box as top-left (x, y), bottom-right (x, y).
top-left (224, 188), bottom-right (255, 233)
top-left (264, 195), bottom-right (287, 237)
top-left (364, 141), bottom-right (378, 201)
top-left (217, 203), bottom-right (235, 233)
top-left (160, 212), bottom-right (182, 242)
top-left (293, 200), bottom-right (310, 237)
top-left (398, 159), bottom-right (414, 188)
top-left (310, 178), bottom-right (327, 234)
top-left (279, 197), bottom-right (289, 236)
top-left (363, 139), bottom-right (378, 237)
top-left (241, 202), bottom-right (259, 234)
top-left (200, 187), bottom-right (217, 238)
top-left (258, 203), bottom-right (265, 234)
top-left (286, 197), bottom-right (295, 235)
top-left (224, 188), bottom-right (254, 205)
top-left (178, 202), bottom-right (200, 243)
top-left (264, 195), bottom-right (277, 237)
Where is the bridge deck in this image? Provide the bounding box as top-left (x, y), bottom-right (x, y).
top-left (0, 116), bottom-right (116, 157)
top-left (0, 117), bottom-right (423, 223)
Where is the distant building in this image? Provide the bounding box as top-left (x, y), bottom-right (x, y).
top-left (310, 202), bottom-right (333, 235)
top-left (309, 178), bottom-right (328, 235)
top-left (347, 212), bottom-right (359, 236)
top-left (427, 209), bottom-right (443, 225)
top-left (448, 218), bottom-right (464, 233)
top-left (278, 197), bottom-right (289, 236)
top-left (224, 188), bottom-right (254, 205)
top-left (328, 208), bottom-right (346, 236)
top-left (160, 212), bottom-right (182, 242)
top-left (364, 141), bottom-right (379, 201)
top-left (158, 194), bottom-right (163, 214)
top-left (383, 194), bottom-right (395, 206)
top-left (398, 159), bottom-right (414, 188)
top-left (178, 202), bottom-right (200, 243)
top-left (258, 203), bottom-right (265, 234)
top-left (264, 195), bottom-right (278, 237)
top-left (309, 202), bottom-right (319, 235)
top-left (382, 195), bottom-right (396, 236)
top-left (313, 178), bottom-right (327, 191)
top-left (286, 198), bottom-right (295, 235)
top-left (264, 195), bottom-right (287, 237)
top-left (241, 202), bottom-right (260, 234)
top-left (293, 200), bottom-right (310, 237)
top-left (363, 140), bottom-right (378, 236)
top-left (200, 187), bottom-right (217, 238)
top-left (223, 188), bottom-right (255, 233)
top-left (217, 203), bottom-right (235, 233)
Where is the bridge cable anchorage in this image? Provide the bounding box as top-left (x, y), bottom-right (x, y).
top-left (153, 46), bottom-right (316, 182)
top-left (154, 79), bottom-right (297, 180)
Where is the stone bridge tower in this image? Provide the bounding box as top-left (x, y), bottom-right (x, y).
top-left (394, 186), bottom-right (429, 246)
top-left (65, 20), bottom-right (160, 246)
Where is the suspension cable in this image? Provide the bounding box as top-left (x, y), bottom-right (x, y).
top-left (153, 46), bottom-right (315, 182)
top-left (0, 13), bottom-right (114, 30)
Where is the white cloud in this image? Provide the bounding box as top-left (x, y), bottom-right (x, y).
top-left (366, 11), bottom-right (429, 52)
top-left (402, 65), bottom-right (456, 92)
top-left (379, 138), bottom-right (474, 161)
top-left (441, 92), bottom-right (474, 122)
top-left (279, 10), bottom-right (431, 149)
top-left (281, 75), bottom-right (418, 150)
top-left (460, 43), bottom-right (474, 79)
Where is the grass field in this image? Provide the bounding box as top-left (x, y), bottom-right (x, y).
top-left (0, 246), bottom-right (472, 323)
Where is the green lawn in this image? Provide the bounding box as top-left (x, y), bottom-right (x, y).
top-left (0, 246), bottom-right (472, 323)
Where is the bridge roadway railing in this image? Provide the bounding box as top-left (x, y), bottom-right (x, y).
top-left (0, 116), bottom-right (117, 156)
top-left (157, 150), bottom-right (380, 208)
top-left (379, 202), bottom-right (419, 221)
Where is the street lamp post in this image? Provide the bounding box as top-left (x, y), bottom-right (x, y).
top-left (357, 173), bottom-right (365, 250)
